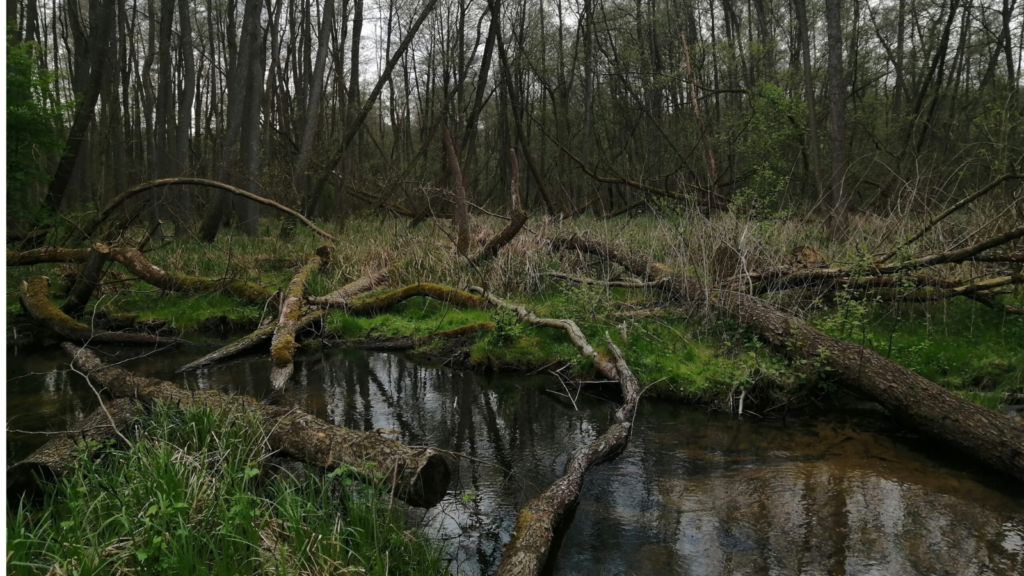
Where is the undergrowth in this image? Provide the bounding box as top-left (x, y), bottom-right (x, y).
top-left (6, 404), bottom-right (446, 576)
top-left (7, 212), bottom-right (1022, 408)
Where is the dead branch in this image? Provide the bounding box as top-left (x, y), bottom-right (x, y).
top-left (78, 178), bottom-right (338, 242)
top-left (61, 242), bottom-right (111, 318)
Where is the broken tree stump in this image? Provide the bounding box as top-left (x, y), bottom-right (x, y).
top-left (60, 242), bottom-right (112, 318)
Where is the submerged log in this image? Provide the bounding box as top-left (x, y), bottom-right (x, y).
top-left (270, 246), bottom-right (333, 388)
top-left (63, 344), bottom-right (451, 507)
top-left (495, 335), bottom-right (642, 576)
top-left (61, 242), bottom-right (111, 318)
top-left (553, 234), bottom-right (1024, 482)
top-left (7, 398), bottom-right (142, 498)
top-left (20, 276), bottom-right (183, 347)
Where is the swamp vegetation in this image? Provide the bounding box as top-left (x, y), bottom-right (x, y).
top-left (6, 0), bottom-right (1024, 572)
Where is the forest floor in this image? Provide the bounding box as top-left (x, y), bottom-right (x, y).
top-left (8, 211), bottom-right (1023, 412)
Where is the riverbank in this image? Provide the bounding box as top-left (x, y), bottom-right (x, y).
top-left (7, 213), bottom-right (1023, 411)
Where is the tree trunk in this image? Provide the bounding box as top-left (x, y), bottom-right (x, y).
top-left (552, 235), bottom-right (1024, 483)
top-left (794, 0), bottom-right (825, 202)
top-left (824, 0), bottom-right (849, 236)
top-left (62, 344), bottom-right (452, 507)
top-left (61, 242), bottom-right (112, 318)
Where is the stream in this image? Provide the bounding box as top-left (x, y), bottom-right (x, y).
top-left (7, 345), bottom-right (1024, 575)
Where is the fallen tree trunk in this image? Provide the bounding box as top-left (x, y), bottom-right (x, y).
top-left (494, 333), bottom-right (641, 576)
top-left (60, 242), bottom-right (111, 318)
top-left (308, 269), bottom-right (390, 307)
top-left (63, 344), bottom-right (451, 507)
top-left (7, 398), bottom-right (142, 497)
top-left (178, 309), bottom-right (331, 373)
top-left (270, 247), bottom-right (332, 388)
top-left (7, 246), bottom-right (276, 304)
top-left (345, 283), bottom-right (489, 316)
top-left (552, 234), bottom-right (1024, 482)
top-left (21, 276), bottom-right (184, 347)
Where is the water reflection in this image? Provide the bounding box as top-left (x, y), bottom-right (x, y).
top-left (7, 346), bottom-right (1024, 575)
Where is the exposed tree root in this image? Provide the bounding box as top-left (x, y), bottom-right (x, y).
top-left (63, 344), bottom-right (451, 507)
top-left (7, 398), bottom-right (142, 497)
top-left (20, 276), bottom-right (184, 347)
top-left (553, 234), bottom-right (1024, 482)
top-left (494, 334), bottom-right (641, 576)
top-left (270, 246), bottom-right (333, 388)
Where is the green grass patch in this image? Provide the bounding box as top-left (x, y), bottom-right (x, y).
top-left (7, 404), bottom-right (446, 576)
top-left (815, 295), bottom-right (1024, 405)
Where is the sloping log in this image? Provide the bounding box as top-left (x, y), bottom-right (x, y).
top-left (177, 309), bottom-right (331, 373)
top-left (7, 247), bottom-right (275, 304)
top-left (552, 234), bottom-right (1024, 482)
top-left (471, 210), bottom-right (528, 265)
top-left (7, 398), bottom-right (142, 497)
top-left (20, 276), bottom-right (183, 347)
top-left (345, 283), bottom-right (489, 316)
top-left (63, 344), bottom-right (451, 507)
top-left (111, 248), bottom-right (276, 304)
top-left (7, 247), bottom-right (91, 266)
top-left (494, 334), bottom-right (641, 576)
top-left (61, 242), bottom-right (111, 318)
top-left (77, 178), bottom-right (339, 242)
top-left (307, 269), bottom-right (390, 307)
top-left (470, 289), bottom-right (619, 379)
top-left (270, 246), bottom-right (333, 388)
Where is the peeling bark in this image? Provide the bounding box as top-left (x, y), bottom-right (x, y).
top-left (63, 344), bottom-right (451, 507)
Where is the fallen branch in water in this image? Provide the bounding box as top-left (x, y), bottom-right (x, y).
top-left (493, 333), bottom-right (641, 576)
top-left (62, 344), bottom-right (451, 507)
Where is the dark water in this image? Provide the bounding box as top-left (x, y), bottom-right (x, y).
top-left (7, 345), bottom-right (1024, 575)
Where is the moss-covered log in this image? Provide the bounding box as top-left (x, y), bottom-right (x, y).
top-left (553, 234), bottom-right (1024, 482)
top-left (63, 344), bottom-right (451, 507)
top-left (346, 283), bottom-right (489, 316)
top-left (8, 247), bottom-right (275, 304)
top-left (178, 310), bottom-right (330, 373)
top-left (111, 248), bottom-right (276, 304)
top-left (495, 336), bottom-right (642, 576)
top-left (61, 242), bottom-right (111, 318)
top-left (7, 247), bottom-right (91, 266)
top-left (7, 398), bottom-right (142, 498)
top-left (270, 246), bottom-right (333, 388)
top-left (20, 276), bottom-right (183, 346)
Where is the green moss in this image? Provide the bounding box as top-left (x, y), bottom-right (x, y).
top-left (98, 291), bottom-right (263, 332)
